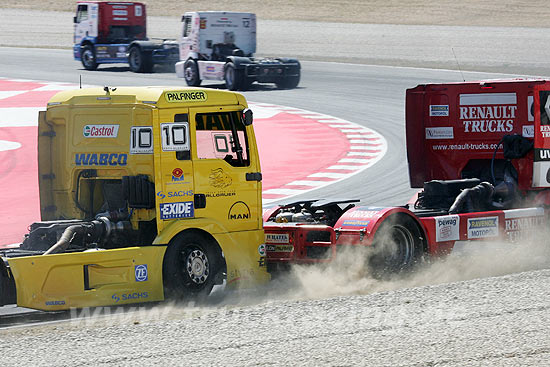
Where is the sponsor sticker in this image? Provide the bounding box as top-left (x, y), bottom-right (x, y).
top-left (430, 105), bottom-right (449, 117)
top-left (135, 264), bottom-right (148, 282)
top-left (164, 91), bottom-right (208, 103)
top-left (156, 190), bottom-right (194, 199)
top-left (130, 126), bottom-right (153, 154)
top-left (522, 125), bottom-right (534, 138)
top-left (265, 233), bottom-right (289, 244)
top-left (266, 244), bottom-right (294, 252)
top-left (112, 292), bottom-right (149, 303)
top-left (160, 201), bottom-right (194, 220)
top-left (459, 93), bottom-right (517, 134)
top-left (467, 216), bottom-right (499, 239)
top-left (426, 127), bottom-right (454, 140)
top-left (258, 244), bottom-right (266, 256)
top-left (342, 220), bottom-right (370, 227)
top-left (435, 215), bottom-right (460, 242)
top-left (83, 124), bottom-right (119, 138)
top-left (45, 300), bottom-right (66, 306)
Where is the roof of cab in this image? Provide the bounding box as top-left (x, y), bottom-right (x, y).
top-left (47, 86), bottom-right (246, 108)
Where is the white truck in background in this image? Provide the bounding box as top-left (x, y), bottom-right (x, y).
top-left (175, 12), bottom-right (301, 91)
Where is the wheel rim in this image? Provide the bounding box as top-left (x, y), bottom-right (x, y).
top-left (129, 49), bottom-right (140, 69)
top-left (82, 49), bottom-right (93, 67)
top-left (185, 248), bottom-right (210, 284)
top-left (376, 224), bottom-right (415, 268)
top-left (184, 65), bottom-right (196, 83)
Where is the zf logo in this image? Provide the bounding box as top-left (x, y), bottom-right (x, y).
top-left (135, 264), bottom-right (148, 282)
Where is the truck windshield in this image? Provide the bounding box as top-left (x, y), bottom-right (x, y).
top-left (195, 111), bottom-right (249, 167)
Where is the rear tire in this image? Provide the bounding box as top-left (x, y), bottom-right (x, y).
top-left (81, 45), bottom-right (98, 71)
top-left (368, 213), bottom-right (424, 276)
top-left (224, 63), bottom-right (243, 91)
top-left (128, 47), bottom-right (153, 73)
top-left (276, 75), bottom-right (300, 89)
top-left (163, 232), bottom-right (224, 302)
top-left (183, 59), bottom-right (201, 86)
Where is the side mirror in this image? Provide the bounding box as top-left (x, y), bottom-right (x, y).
top-left (73, 16), bottom-right (78, 23)
top-left (242, 108), bottom-right (253, 126)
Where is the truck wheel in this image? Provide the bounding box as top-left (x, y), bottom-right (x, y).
top-left (81, 45), bottom-right (98, 71)
top-left (163, 232), bottom-right (224, 301)
top-left (276, 75), bottom-right (300, 89)
top-left (183, 59), bottom-right (201, 86)
top-left (368, 213), bottom-right (424, 276)
top-left (129, 47), bottom-right (153, 73)
top-left (224, 63), bottom-right (243, 91)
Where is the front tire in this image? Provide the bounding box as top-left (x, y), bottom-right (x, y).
top-left (183, 59), bottom-right (201, 86)
top-left (368, 213), bottom-right (424, 276)
top-left (128, 47), bottom-right (153, 73)
top-left (81, 45), bottom-right (98, 71)
top-left (163, 232), bottom-right (224, 301)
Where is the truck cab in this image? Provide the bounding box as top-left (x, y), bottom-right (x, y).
top-left (0, 86), bottom-right (269, 310)
top-left (176, 12), bottom-right (301, 91)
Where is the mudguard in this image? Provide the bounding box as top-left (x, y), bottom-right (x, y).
top-left (0, 260), bottom-right (16, 306)
top-left (334, 206), bottom-right (427, 246)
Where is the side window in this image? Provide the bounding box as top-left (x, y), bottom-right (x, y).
top-left (183, 16), bottom-right (192, 38)
top-left (195, 111), bottom-right (250, 167)
top-left (76, 5), bottom-right (88, 23)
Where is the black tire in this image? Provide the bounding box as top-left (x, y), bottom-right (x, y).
top-left (224, 63), bottom-right (243, 91)
top-left (128, 47), bottom-right (153, 73)
top-left (368, 213), bottom-right (424, 276)
top-left (276, 75), bottom-right (300, 89)
top-left (163, 232), bottom-right (224, 302)
top-left (183, 59), bottom-right (201, 86)
top-left (81, 45), bottom-right (98, 71)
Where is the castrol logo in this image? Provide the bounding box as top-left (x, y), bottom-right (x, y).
top-left (83, 124), bottom-right (119, 138)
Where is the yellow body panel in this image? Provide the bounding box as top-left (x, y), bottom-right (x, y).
top-left (8, 247), bottom-right (166, 311)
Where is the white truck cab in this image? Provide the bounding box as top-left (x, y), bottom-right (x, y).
top-left (175, 11), bottom-right (300, 91)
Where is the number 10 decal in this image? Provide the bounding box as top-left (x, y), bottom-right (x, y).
top-left (130, 126), bottom-right (153, 154)
top-left (161, 122), bottom-right (190, 152)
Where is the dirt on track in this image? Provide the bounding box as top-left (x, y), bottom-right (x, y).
top-left (3, 0), bottom-right (550, 27)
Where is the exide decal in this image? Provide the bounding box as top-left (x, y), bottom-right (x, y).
top-left (160, 201), bottom-right (194, 220)
top-left (75, 153), bottom-right (127, 166)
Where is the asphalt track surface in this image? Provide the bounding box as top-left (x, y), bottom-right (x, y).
top-left (1, 11), bottom-right (550, 366)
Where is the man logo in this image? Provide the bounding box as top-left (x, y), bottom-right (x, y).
top-left (135, 264), bottom-right (148, 282)
top-left (228, 201), bottom-right (250, 220)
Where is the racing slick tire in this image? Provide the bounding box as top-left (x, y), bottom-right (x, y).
top-left (276, 75), bottom-right (300, 90)
top-left (224, 63), bottom-right (244, 91)
top-left (81, 45), bottom-right (98, 71)
top-left (183, 59), bottom-right (201, 87)
top-left (163, 231), bottom-right (224, 302)
top-left (368, 213), bottom-right (424, 276)
top-left (128, 46), bottom-right (153, 73)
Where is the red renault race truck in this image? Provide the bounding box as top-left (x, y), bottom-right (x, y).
top-left (264, 79), bottom-right (550, 274)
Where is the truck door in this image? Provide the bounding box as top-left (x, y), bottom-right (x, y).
top-left (153, 109), bottom-right (195, 233)
top-left (190, 107), bottom-right (261, 232)
top-left (74, 3), bottom-right (98, 44)
top-left (533, 88), bottom-right (550, 187)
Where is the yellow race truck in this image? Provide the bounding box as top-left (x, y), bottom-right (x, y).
top-left (0, 86), bottom-right (269, 311)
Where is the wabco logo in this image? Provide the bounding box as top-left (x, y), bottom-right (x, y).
top-left (83, 124), bottom-right (119, 138)
top-left (75, 153), bottom-right (127, 166)
top-left (135, 264), bottom-right (148, 282)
